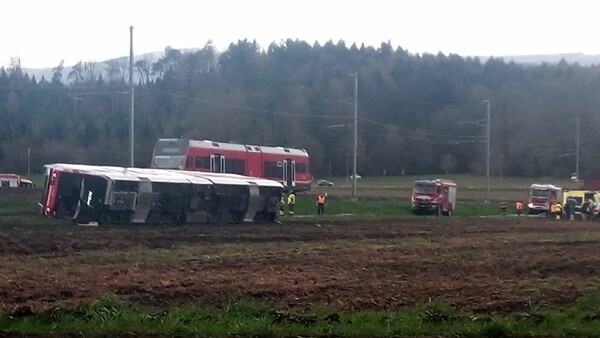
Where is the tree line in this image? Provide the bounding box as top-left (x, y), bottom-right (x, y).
top-left (1, 40), bottom-right (599, 179)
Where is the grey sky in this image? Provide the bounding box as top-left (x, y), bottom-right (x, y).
top-left (2, 0), bottom-right (599, 68)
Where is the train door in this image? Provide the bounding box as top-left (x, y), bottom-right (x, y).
top-left (282, 160), bottom-right (296, 188)
top-left (210, 155), bottom-right (226, 173)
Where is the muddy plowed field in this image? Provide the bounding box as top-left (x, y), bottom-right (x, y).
top-left (0, 217), bottom-right (598, 314)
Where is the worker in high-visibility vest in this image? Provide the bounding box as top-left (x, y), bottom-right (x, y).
top-left (550, 202), bottom-right (562, 220)
top-left (500, 201), bottom-right (507, 215)
top-left (316, 193), bottom-right (327, 215)
top-left (555, 202), bottom-right (563, 220)
top-left (515, 200), bottom-right (525, 216)
top-left (287, 191), bottom-right (296, 216)
top-left (279, 193), bottom-right (287, 216)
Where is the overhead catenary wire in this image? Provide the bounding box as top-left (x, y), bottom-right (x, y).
top-left (139, 87), bottom-right (352, 120)
top-left (0, 85), bottom-right (130, 92)
top-left (142, 88), bottom-right (453, 140)
top-left (3, 83), bottom-right (581, 157)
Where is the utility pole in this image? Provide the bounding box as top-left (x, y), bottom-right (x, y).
top-left (129, 26), bottom-right (135, 167)
top-left (575, 117), bottom-right (580, 180)
top-left (349, 72), bottom-right (358, 198)
top-left (483, 99), bottom-right (491, 203)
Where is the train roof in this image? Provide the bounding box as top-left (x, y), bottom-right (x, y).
top-left (183, 171), bottom-right (282, 187)
top-left (204, 172), bottom-right (284, 187)
top-left (46, 164), bottom-right (212, 184)
top-left (45, 164), bottom-right (283, 188)
top-left (158, 138), bottom-right (308, 157)
top-left (188, 140), bottom-right (247, 152)
top-left (259, 146), bottom-right (308, 157)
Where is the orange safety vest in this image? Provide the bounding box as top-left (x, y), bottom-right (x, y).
top-left (317, 195), bottom-right (326, 204)
top-left (551, 203), bottom-right (558, 213)
top-left (516, 201), bottom-right (524, 209)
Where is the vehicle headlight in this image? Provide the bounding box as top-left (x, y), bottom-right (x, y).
top-left (528, 203), bottom-right (534, 208)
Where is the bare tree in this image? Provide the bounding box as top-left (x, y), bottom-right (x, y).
top-left (441, 153), bottom-right (457, 174)
top-left (8, 57), bottom-right (22, 77)
top-left (52, 60), bottom-right (64, 84)
top-left (196, 40), bottom-right (217, 74)
top-left (104, 59), bottom-right (125, 84)
top-left (67, 61), bottom-right (84, 85)
top-left (134, 59), bottom-right (149, 85)
top-left (83, 62), bottom-right (98, 83)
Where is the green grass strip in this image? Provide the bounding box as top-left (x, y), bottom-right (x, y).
top-left (1, 293), bottom-right (599, 337)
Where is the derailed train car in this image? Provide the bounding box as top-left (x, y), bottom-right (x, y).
top-left (38, 163), bottom-right (283, 224)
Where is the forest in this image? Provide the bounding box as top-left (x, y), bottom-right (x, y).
top-left (1, 39), bottom-right (599, 179)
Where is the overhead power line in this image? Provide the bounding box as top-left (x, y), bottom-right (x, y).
top-left (0, 85), bottom-right (129, 92)
top-left (140, 87), bottom-right (352, 120)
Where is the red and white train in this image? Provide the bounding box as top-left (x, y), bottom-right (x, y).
top-left (151, 139), bottom-right (312, 191)
top-left (38, 163), bottom-right (283, 224)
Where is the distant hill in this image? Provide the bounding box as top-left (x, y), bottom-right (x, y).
top-left (22, 50), bottom-right (168, 84)
top-left (22, 51), bottom-right (600, 83)
top-left (481, 53), bottom-right (600, 66)
top-left (22, 48), bottom-right (208, 84)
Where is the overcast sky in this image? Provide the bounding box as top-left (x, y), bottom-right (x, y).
top-left (2, 0), bottom-right (599, 68)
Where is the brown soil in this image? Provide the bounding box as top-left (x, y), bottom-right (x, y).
top-left (0, 217), bottom-right (598, 314)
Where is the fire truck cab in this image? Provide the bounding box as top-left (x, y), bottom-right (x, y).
top-left (411, 179), bottom-right (457, 216)
top-left (527, 183), bottom-right (562, 215)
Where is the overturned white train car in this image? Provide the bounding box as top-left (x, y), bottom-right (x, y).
top-left (38, 164), bottom-right (283, 224)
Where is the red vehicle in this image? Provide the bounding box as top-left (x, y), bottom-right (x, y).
top-left (151, 139), bottom-right (312, 191)
top-left (527, 183), bottom-right (562, 215)
top-left (38, 163), bottom-right (283, 224)
top-left (411, 179), bottom-right (457, 216)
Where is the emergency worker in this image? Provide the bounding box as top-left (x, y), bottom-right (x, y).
top-left (515, 200), bottom-right (524, 216)
top-left (552, 202), bottom-right (562, 220)
top-left (287, 191), bottom-right (296, 216)
top-left (549, 202), bottom-right (557, 218)
top-left (587, 199), bottom-right (596, 218)
top-left (577, 198), bottom-right (595, 220)
top-left (316, 193), bottom-right (327, 215)
top-left (279, 192), bottom-right (287, 216)
top-left (565, 197), bottom-right (577, 220)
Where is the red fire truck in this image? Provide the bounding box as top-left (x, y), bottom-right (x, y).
top-left (527, 183), bottom-right (562, 215)
top-left (411, 179), bottom-right (457, 215)
top-left (151, 139), bottom-right (312, 191)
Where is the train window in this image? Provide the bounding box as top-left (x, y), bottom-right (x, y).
top-left (246, 146), bottom-right (252, 151)
top-left (225, 158), bottom-right (245, 175)
top-left (212, 142), bottom-right (220, 147)
top-left (264, 161), bottom-right (281, 178)
top-left (113, 181), bottom-right (138, 192)
top-left (194, 156), bottom-right (211, 169)
top-left (284, 148), bottom-right (290, 153)
top-left (296, 163), bottom-right (307, 173)
top-left (254, 147), bottom-right (260, 151)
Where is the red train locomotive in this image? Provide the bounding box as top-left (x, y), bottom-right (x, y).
top-left (151, 139), bottom-right (312, 191)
